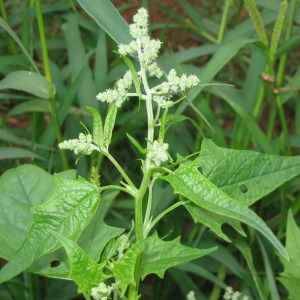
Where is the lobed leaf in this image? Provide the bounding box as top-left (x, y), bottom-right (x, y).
top-left (0, 175), bottom-right (100, 283)
top-left (26, 191), bottom-right (123, 278)
top-left (199, 139), bottom-right (300, 206)
top-left (111, 241), bottom-right (145, 295)
top-left (140, 233), bottom-right (217, 279)
top-left (49, 231), bottom-right (107, 295)
top-left (162, 158), bottom-right (288, 259)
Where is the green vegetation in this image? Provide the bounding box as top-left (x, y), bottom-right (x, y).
top-left (1, 1), bottom-right (300, 299)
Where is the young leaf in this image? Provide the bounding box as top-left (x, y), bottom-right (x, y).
top-left (278, 210), bottom-right (300, 298)
top-left (199, 139), bottom-right (300, 206)
top-left (140, 233), bottom-right (217, 279)
top-left (86, 106), bottom-right (104, 149)
top-left (49, 230), bottom-right (107, 295)
top-left (104, 104), bottom-right (118, 149)
top-left (126, 133), bottom-right (147, 154)
top-left (120, 54), bottom-right (141, 97)
top-left (0, 175), bottom-right (100, 283)
top-left (158, 109), bottom-right (168, 142)
top-left (161, 159), bottom-right (289, 259)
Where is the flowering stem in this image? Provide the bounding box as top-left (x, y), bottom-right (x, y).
top-left (136, 37), bottom-right (154, 148)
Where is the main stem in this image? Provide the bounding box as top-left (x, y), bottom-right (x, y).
top-left (128, 37), bottom-right (155, 299)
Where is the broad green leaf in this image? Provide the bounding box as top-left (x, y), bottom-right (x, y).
top-left (27, 191), bottom-right (123, 278)
top-left (162, 159), bottom-right (288, 259)
top-left (76, 0), bottom-right (131, 45)
top-left (278, 210), bottom-right (300, 298)
top-left (185, 203), bottom-right (246, 242)
top-left (0, 71), bottom-right (53, 99)
top-left (7, 99), bottom-right (51, 116)
top-left (0, 147), bottom-right (45, 160)
top-left (111, 241), bottom-right (145, 295)
top-left (199, 139), bottom-right (300, 206)
top-left (86, 106), bottom-right (104, 149)
top-left (140, 233), bottom-right (217, 279)
top-left (49, 231), bottom-right (106, 295)
top-left (78, 190), bottom-right (125, 261)
top-left (104, 104), bottom-right (118, 149)
top-left (0, 175), bottom-right (100, 283)
top-left (0, 165), bottom-right (56, 259)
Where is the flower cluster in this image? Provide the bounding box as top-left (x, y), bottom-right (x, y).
top-left (223, 287), bottom-right (249, 300)
top-left (96, 7), bottom-right (199, 108)
top-left (118, 7), bottom-right (163, 78)
top-left (91, 282), bottom-right (118, 300)
top-left (151, 69), bottom-right (200, 107)
top-left (58, 133), bottom-right (99, 155)
top-left (147, 140), bottom-right (169, 167)
top-left (96, 70), bottom-right (133, 107)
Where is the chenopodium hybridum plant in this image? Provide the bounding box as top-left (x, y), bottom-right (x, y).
top-left (3, 6), bottom-right (300, 300)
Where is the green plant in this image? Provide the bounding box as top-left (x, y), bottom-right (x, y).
top-left (1, 4), bottom-right (300, 300)
top-left (2, 0), bottom-right (300, 299)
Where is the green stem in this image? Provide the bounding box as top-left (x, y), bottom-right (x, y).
top-left (100, 185), bottom-right (135, 196)
top-left (34, 0), bottom-right (68, 170)
top-left (144, 200), bottom-right (186, 237)
top-left (209, 265), bottom-right (227, 300)
top-left (143, 177), bottom-right (156, 232)
top-left (217, 0), bottom-right (232, 44)
top-left (104, 151), bottom-right (137, 192)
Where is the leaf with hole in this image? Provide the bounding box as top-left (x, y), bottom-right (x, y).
top-left (199, 139), bottom-right (300, 206)
top-left (0, 174), bottom-right (100, 283)
top-left (162, 157), bottom-right (288, 259)
top-left (49, 230), bottom-right (107, 295)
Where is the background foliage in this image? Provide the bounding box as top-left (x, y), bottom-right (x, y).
top-left (1, 0), bottom-right (300, 299)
